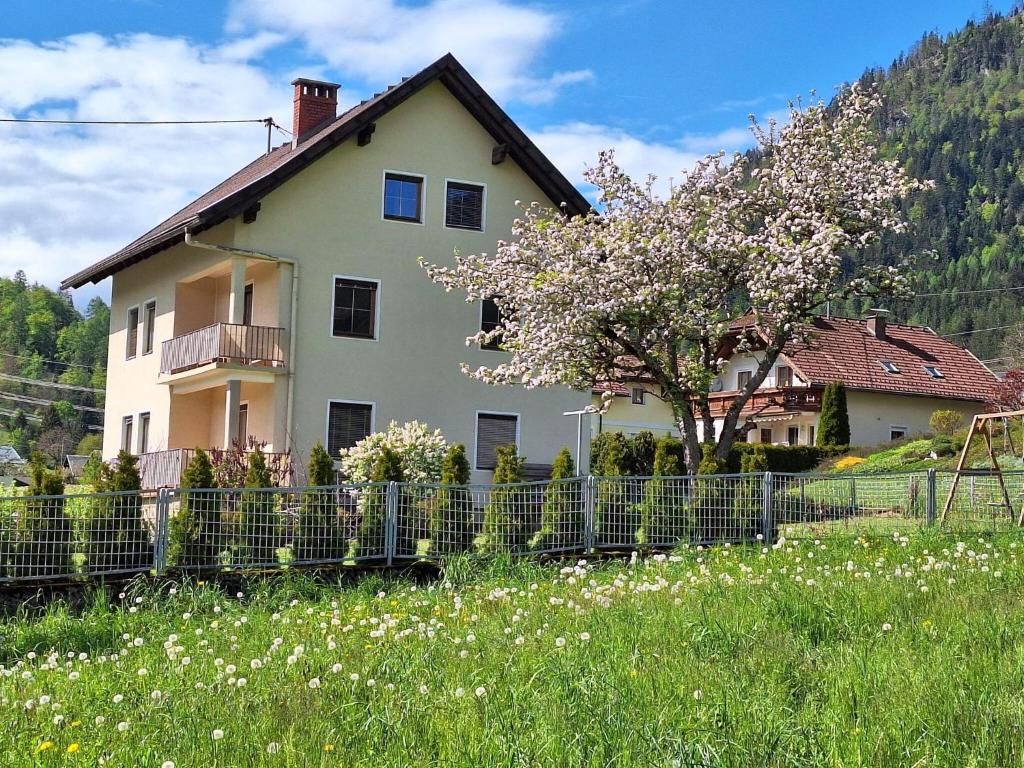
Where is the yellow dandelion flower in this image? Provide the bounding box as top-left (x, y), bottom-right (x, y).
top-left (36, 741), bottom-right (55, 753)
top-left (70, 721), bottom-right (81, 727)
top-left (67, 743), bottom-right (80, 754)
top-left (323, 744), bottom-right (335, 752)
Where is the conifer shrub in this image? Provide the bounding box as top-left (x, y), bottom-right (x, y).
top-left (638, 437), bottom-right (689, 548)
top-left (817, 382), bottom-right (851, 447)
top-left (594, 432), bottom-right (632, 546)
top-left (624, 430), bottom-right (657, 476)
top-left (356, 447), bottom-right (403, 558)
top-left (240, 448), bottom-right (280, 566)
top-left (530, 447), bottom-right (580, 551)
top-left (733, 445), bottom-right (768, 541)
top-left (429, 444), bottom-right (475, 556)
top-left (695, 443), bottom-right (728, 542)
top-left (166, 449), bottom-right (220, 570)
top-left (293, 442), bottom-right (346, 564)
top-left (11, 453), bottom-right (72, 578)
top-left (86, 451), bottom-right (151, 573)
top-left (480, 444), bottom-right (528, 552)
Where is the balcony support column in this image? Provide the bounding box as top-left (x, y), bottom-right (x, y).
top-left (272, 262), bottom-right (294, 454)
top-left (228, 256), bottom-right (247, 325)
top-left (224, 379), bottom-right (242, 448)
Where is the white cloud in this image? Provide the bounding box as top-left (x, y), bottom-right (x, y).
top-left (226, 0), bottom-right (592, 104)
top-left (0, 33), bottom-right (289, 303)
top-left (531, 121), bottom-right (760, 198)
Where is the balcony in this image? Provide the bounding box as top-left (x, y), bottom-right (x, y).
top-left (705, 385), bottom-right (825, 418)
top-left (160, 323), bottom-right (288, 376)
top-left (138, 448), bottom-right (292, 490)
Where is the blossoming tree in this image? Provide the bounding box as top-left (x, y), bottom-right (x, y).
top-left (423, 86), bottom-right (926, 473)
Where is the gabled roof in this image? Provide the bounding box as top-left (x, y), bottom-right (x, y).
top-left (0, 446), bottom-right (25, 465)
top-left (733, 314), bottom-right (998, 403)
top-left (62, 53), bottom-right (590, 289)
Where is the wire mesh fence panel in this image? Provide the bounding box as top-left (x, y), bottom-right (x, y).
top-left (772, 472), bottom-right (929, 537)
top-left (0, 490), bottom-right (159, 583)
top-left (592, 475), bottom-right (763, 550)
top-left (163, 483), bottom-right (388, 572)
top-left (476, 479), bottom-right (555, 556)
top-left (936, 471), bottom-right (1024, 533)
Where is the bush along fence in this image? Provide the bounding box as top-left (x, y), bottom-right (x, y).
top-left (2, 468), bottom-right (1024, 583)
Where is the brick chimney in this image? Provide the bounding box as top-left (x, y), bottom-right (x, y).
top-left (291, 78), bottom-right (340, 142)
top-left (866, 308), bottom-right (889, 339)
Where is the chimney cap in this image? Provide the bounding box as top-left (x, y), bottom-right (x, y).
top-left (866, 308), bottom-right (890, 317)
top-left (291, 77), bottom-right (342, 88)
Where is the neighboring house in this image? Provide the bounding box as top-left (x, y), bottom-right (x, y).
top-left (593, 310), bottom-right (999, 447)
top-left (0, 446), bottom-right (25, 467)
top-left (62, 54), bottom-right (591, 487)
top-left (64, 454), bottom-right (90, 480)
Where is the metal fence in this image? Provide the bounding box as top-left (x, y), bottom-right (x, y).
top-left (1, 470), bottom-right (1023, 583)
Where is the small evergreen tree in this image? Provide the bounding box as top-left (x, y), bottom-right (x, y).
top-left (293, 442), bottom-right (346, 564)
top-left (87, 451), bottom-right (151, 573)
top-left (595, 432), bottom-right (630, 547)
top-left (429, 444), bottom-right (474, 556)
top-left (81, 453), bottom-right (104, 488)
top-left (817, 381), bottom-right (851, 447)
top-left (694, 443), bottom-right (728, 541)
top-left (12, 453), bottom-right (72, 578)
top-left (480, 444), bottom-right (528, 552)
top-left (356, 447), bottom-right (403, 558)
top-left (240, 448), bottom-right (279, 566)
top-left (530, 447), bottom-right (579, 551)
top-left (733, 445), bottom-right (769, 541)
top-left (624, 431), bottom-right (657, 476)
top-left (166, 449), bottom-right (220, 569)
top-left (638, 436), bottom-right (688, 548)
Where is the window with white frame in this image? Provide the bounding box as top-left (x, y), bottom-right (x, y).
top-left (776, 365), bottom-right (793, 387)
top-left (142, 300), bottom-right (156, 355)
top-left (476, 412), bottom-right (518, 470)
top-left (126, 306), bottom-right (139, 359)
top-left (890, 426), bottom-right (908, 441)
top-left (121, 416), bottom-right (134, 453)
top-left (445, 181), bottom-right (484, 230)
top-left (327, 401), bottom-right (374, 456)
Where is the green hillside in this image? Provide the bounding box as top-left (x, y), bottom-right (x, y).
top-left (829, 8), bottom-right (1024, 362)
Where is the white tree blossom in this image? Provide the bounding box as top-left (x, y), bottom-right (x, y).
top-left (422, 85), bottom-right (928, 473)
top-left (339, 420), bottom-right (448, 484)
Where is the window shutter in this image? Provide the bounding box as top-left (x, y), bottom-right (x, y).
top-left (476, 413), bottom-right (517, 470)
top-left (445, 182), bottom-right (484, 230)
top-left (327, 403), bottom-right (373, 456)
top-left (126, 308), bottom-right (139, 359)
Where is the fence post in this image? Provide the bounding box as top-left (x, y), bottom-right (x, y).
top-left (761, 471), bottom-right (774, 544)
top-left (926, 469), bottom-right (937, 527)
top-left (385, 481), bottom-right (398, 566)
top-left (584, 475), bottom-right (596, 554)
top-left (153, 487), bottom-right (171, 575)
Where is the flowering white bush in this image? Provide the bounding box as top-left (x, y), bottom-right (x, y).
top-left (338, 421), bottom-right (448, 484)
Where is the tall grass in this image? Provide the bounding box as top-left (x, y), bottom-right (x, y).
top-left (1, 531), bottom-right (1023, 766)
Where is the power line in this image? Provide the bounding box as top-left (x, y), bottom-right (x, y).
top-left (904, 285), bottom-right (1024, 298)
top-left (0, 391), bottom-right (104, 415)
top-left (0, 371), bottom-right (103, 394)
top-left (0, 351), bottom-right (93, 370)
top-left (0, 117), bottom-right (271, 126)
top-left (941, 323), bottom-right (1020, 338)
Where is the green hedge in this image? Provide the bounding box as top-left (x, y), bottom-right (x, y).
top-left (727, 443), bottom-right (844, 474)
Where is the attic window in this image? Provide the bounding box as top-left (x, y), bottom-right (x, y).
top-left (880, 360), bottom-right (900, 375)
top-left (923, 365), bottom-right (944, 379)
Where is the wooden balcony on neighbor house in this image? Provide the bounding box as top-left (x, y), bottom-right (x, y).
top-left (705, 385), bottom-right (825, 419)
top-left (138, 448), bottom-right (292, 490)
top-left (160, 323), bottom-right (288, 376)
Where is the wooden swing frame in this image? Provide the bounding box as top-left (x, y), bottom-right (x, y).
top-left (939, 409), bottom-right (1024, 526)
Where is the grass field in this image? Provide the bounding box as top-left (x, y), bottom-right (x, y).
top-left (3, 532), bottom-right (1024, 767)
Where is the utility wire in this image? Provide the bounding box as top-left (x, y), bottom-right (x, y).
top-left (0, 371), bottom-right (103, 394)
top-left (0, 117), bottom-right (271, 126)
top-left (0, 391), bottom-right (104, 414)
top-left (941, 323), bottom-right (1020, 337)
top-left (0, 351), bottom-right (94, 370)
top-left (907, 285), bottom-right (1024, 298)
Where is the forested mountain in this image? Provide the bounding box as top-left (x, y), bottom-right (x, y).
top-left (0, 271), bottom-right (108, 462)
top-left (831, 7), bottom-right (1024, 363)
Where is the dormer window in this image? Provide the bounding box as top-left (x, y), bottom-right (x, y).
top-left (923, 365), bottom-right (943, 379)
top-left (880, 360), bottom-right (900, 375)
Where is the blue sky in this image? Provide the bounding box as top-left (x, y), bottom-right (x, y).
top-left (0, 0), bottom-right (1012, 302)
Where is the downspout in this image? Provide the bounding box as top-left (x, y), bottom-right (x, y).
top-left (183, 228), bottom-right (300, 459)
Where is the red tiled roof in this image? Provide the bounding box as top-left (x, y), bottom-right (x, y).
top-left (61, 54), bottom-right (590, 290)
top-left (754, 315), bottom-right (997, 403)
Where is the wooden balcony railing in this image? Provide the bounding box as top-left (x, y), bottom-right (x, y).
top-left (705, 385), bottom-right (825, 418)
top-left (160, 323), bottom-right (287, 375)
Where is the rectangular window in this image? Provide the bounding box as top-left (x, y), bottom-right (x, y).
top-left (142, 301), bottom-right (156, 355)
top-left (237, 403), bottom-right (249, 442)
top-left (126, 306), bottom-right (139, 359)
top-left (631, 387), bottom-right (646, 405)
top-left (242, 283), bottom-right (254, 326)
top-left (445, 181), bottom-right (484, 230)
top-left (760, 428), bottom-right (772, 444)
top-left (480, 298), bottom-right (505, 350)
top-left (880, 360), bottom-right (900, 374)
top-left (332, 278), bottom-right (378, 339)
top-left (476, 412), bottom-right (519, 470)
top-left (138, 412), bottom-right (150, 454)
top-left (890, 427), bottom-right (908, 441)
top-left (383, 172), bottom-right (423, 222)
top-left (121, 416), bottom-right (134, 453)
top-left (787, 426), bottom-right (799, 446)
top-left (326, 402), bottom-right (374, 456)
top-left (737, 370), bottom-right (753, 390)
top-left (776, 365), bottom-right (792, 388)
top-left (923, 365), bottom-right (943, 379)
top-left (808, 425), bottom-right (816, 446)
